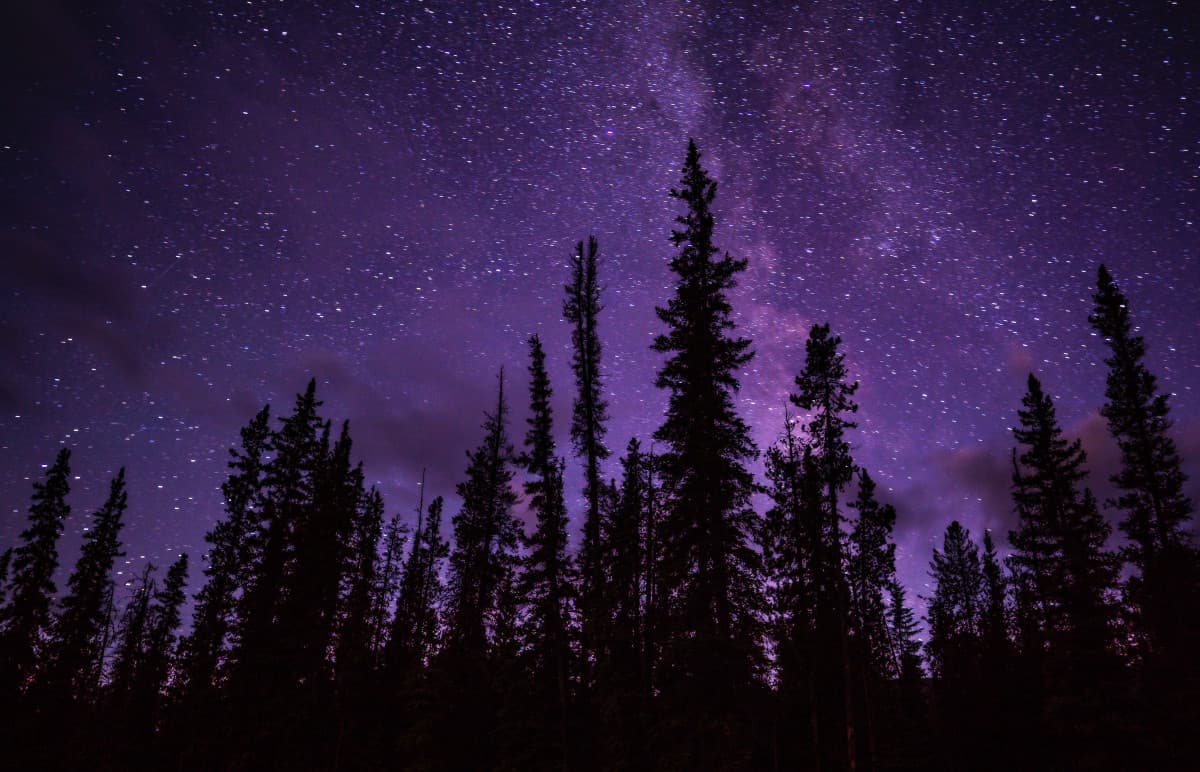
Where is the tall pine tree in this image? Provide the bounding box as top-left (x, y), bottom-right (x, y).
top-left (516, 335), bottom-right (575, 768)
top-left (0, 448), bottom-right (72, 696)
top-left (563, 234), bottom-right (610, 682)
top-left (651, 139), bottom-right (762, 768)
top-left (42, 468), bottom-right (128, 704)
top-left (790, 322), bottom-right (860, 772)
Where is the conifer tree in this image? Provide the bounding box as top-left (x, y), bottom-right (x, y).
top-left (0, 448), bottom-right (72, 695)
top-left (230, 382), bottom-right (323, 694)
top-left (926, 521), bottom-right (985, 770)
top-left (445, 370), bottom-right (520, 655)
top-left (848, 469), bottom-right (899, 680)
top-left (110, 563), bottom-right (156, 704)
top-left (43, 468), bottom-right (128, 703)
top-left (1089, 264), bottom-right (1197, 678)
top-left (594, 438), bottom-right (651, 769)
top-left (979, 531), bottom-right (1008, 658)
top-left (563, 235), bottom-right (610, 677)
top-left (369, 513), bottom-right (407, 658)
top-left (337, 485), bottom-right (384, 679)
top-left (517, 335), bottom-right (575, 766)
top-left (651, 139), bottom-right (762, 767)
top-left (1008, 373), bottom-right (1122, 766)
top-left (1009, 374), bottom-right (1118, 653)
top-left (133, 553), bottom-right (188, 736)
top-left (177, 405), bottom-right (270, 696)
top-left (791, 322), bottom-right (860, 771)
top-left (387, 495), bottom-right (446, 671)
top-left (926, 521), bottom-right (982, 681)
top-left (761, 415), bottom-right (824, 769)
top-left (886, 580), bottom-right (922, 681)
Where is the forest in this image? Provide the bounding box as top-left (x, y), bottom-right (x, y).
top-left (0, 141), bottom-right (1196, 771)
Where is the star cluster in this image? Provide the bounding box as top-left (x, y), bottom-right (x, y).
top-left (1, 0), bottom-right (1197, 600)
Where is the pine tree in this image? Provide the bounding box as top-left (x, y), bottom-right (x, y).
top-left (886, 580), bottom-right (921, 682)
top-left (594, 438), bottom-right (651, 770)
top-left (433, 374), bottom-right (520, 771)
top-left (651, 139), bottom-right (762, 768)
top-left (791, 322), bottom-right (860, 771)
top-left (1008, 373), bottom-right (1122, 766)
top-left (517, 335), bottom-right (575, 767)
top-left (42, 468), bottom-right (128, 704)
top-left (1088, 265), bottom-right (1194, 569)
top-left (848, 469), bottom-right (899, 680)
top-left (0, 448), bottom-right (72, 695)
top-left (177, 405), bottom-right (270, 697)
top-left (369, 513), bottom-right (407, 658)
top-left (563, 235), bottom-right (610, 681)
top-left (132, 553), bottom-right (188, 739)
top-left (229, 383), bottom-right (323, 694)
top-left (761, 414), bottom-right (824, 770)
top-left (926, 521), bottom-right (986, 770)
top-left (926, 521), bottom-right (982, 681)
top-left (1088, 264), bottom-right (1198, 739)
top-left (445, 370), bottom-right (520, 654)
top-left (109, 563), bottom-right (156, 705)
top-left (979, 531), bottom-right (1008, 658)
top-left (337, 485), bottom-right (385, 679)
top-left (387, 495), bottom-right (446, 672)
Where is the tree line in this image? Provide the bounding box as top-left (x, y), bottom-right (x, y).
top-left (0, 140), bottom-right (1196, 771)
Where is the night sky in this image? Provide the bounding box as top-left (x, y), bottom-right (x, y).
top-left (2, 1), bottom-right (1197, 608)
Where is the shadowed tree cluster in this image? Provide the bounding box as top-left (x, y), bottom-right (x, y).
top-left (0, 141), bottom-right (1194, 771)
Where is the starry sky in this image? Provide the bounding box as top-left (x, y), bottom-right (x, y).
top-left (2, 0), bottom-right (1197, 605)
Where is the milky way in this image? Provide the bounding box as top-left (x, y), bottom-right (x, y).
top-left (2, 1), bottom-right (1197, 607)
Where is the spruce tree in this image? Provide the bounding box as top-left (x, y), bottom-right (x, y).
top-left (791, 322), bottom-right (860, 771)
top-left (434, 374), bottom-right (520, 770)
top-left (177, 405), bottom-right (270, 697)
top-left (132, 553), bottom-right (188, 741)
top-left (761, 414), bottom-right (824, 770)
top-left (926, 521), bottom-right (985, 770)
top-left (563, 235), bottom-right (610, 679)
top-left (0, 448), bottom-right (72, 695)
top-left (1008, 373), bottom-right (1122, 766)
top-left (387, 495), bottom-right (446, 671)
top-left (369, 513), bottom-right (407, 658)
top-left (926, 521), bottom-right (982, 681)
top-left (445, 370), bottom-right (520, 654)
top-left (886, 580), bottom-right (922, 682)
top-left (1088, 264), bottom-right (1197, 721)
top-left (517, 335), bottom-right (575, 767)
top-left (110, 563), bottom-right (156, 705)
top-left (651, 139), bottom-right (762, 768)
top-left (594, 438), bottom-right (651, 769)
top-left (43, 468), bottom-right (128, 703)
top-left (848, 469), bottom-right (899, 680)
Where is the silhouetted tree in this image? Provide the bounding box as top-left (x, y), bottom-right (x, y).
top-left (110, 563), bottom-right (156, 706)
top-left (651, 139), bottom-right (763, 769)
top-left (926, 521), bottom-right (985, 771)
top-left (516, 335), bottom-right (575, 769)
top-left (370, 513), bottom-right (407, 657)
top-left (761, 414), bottom-right (823, 770)
top-left (1009, 373), bottom-right (1122, 768)
top-left (0, 448), bottom-right (72, 697)
top-left (41, 468), bottom-right (127, 705)
top-left (791, 322), bottom-right (860, 772)
top-left (564, 234), bottom-right (610, 685)
top-left (388, 495), bottom-right (447, 672)
top-left (434, 371), bottom-right (520, 770)
top-left (176, 405), bottom-right (270, 698)
top-left (1089, 264), bottom-right (1199, 763)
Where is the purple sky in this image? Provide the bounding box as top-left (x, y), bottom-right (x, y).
top-left (2, 1), bottom-right (1197, 613)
